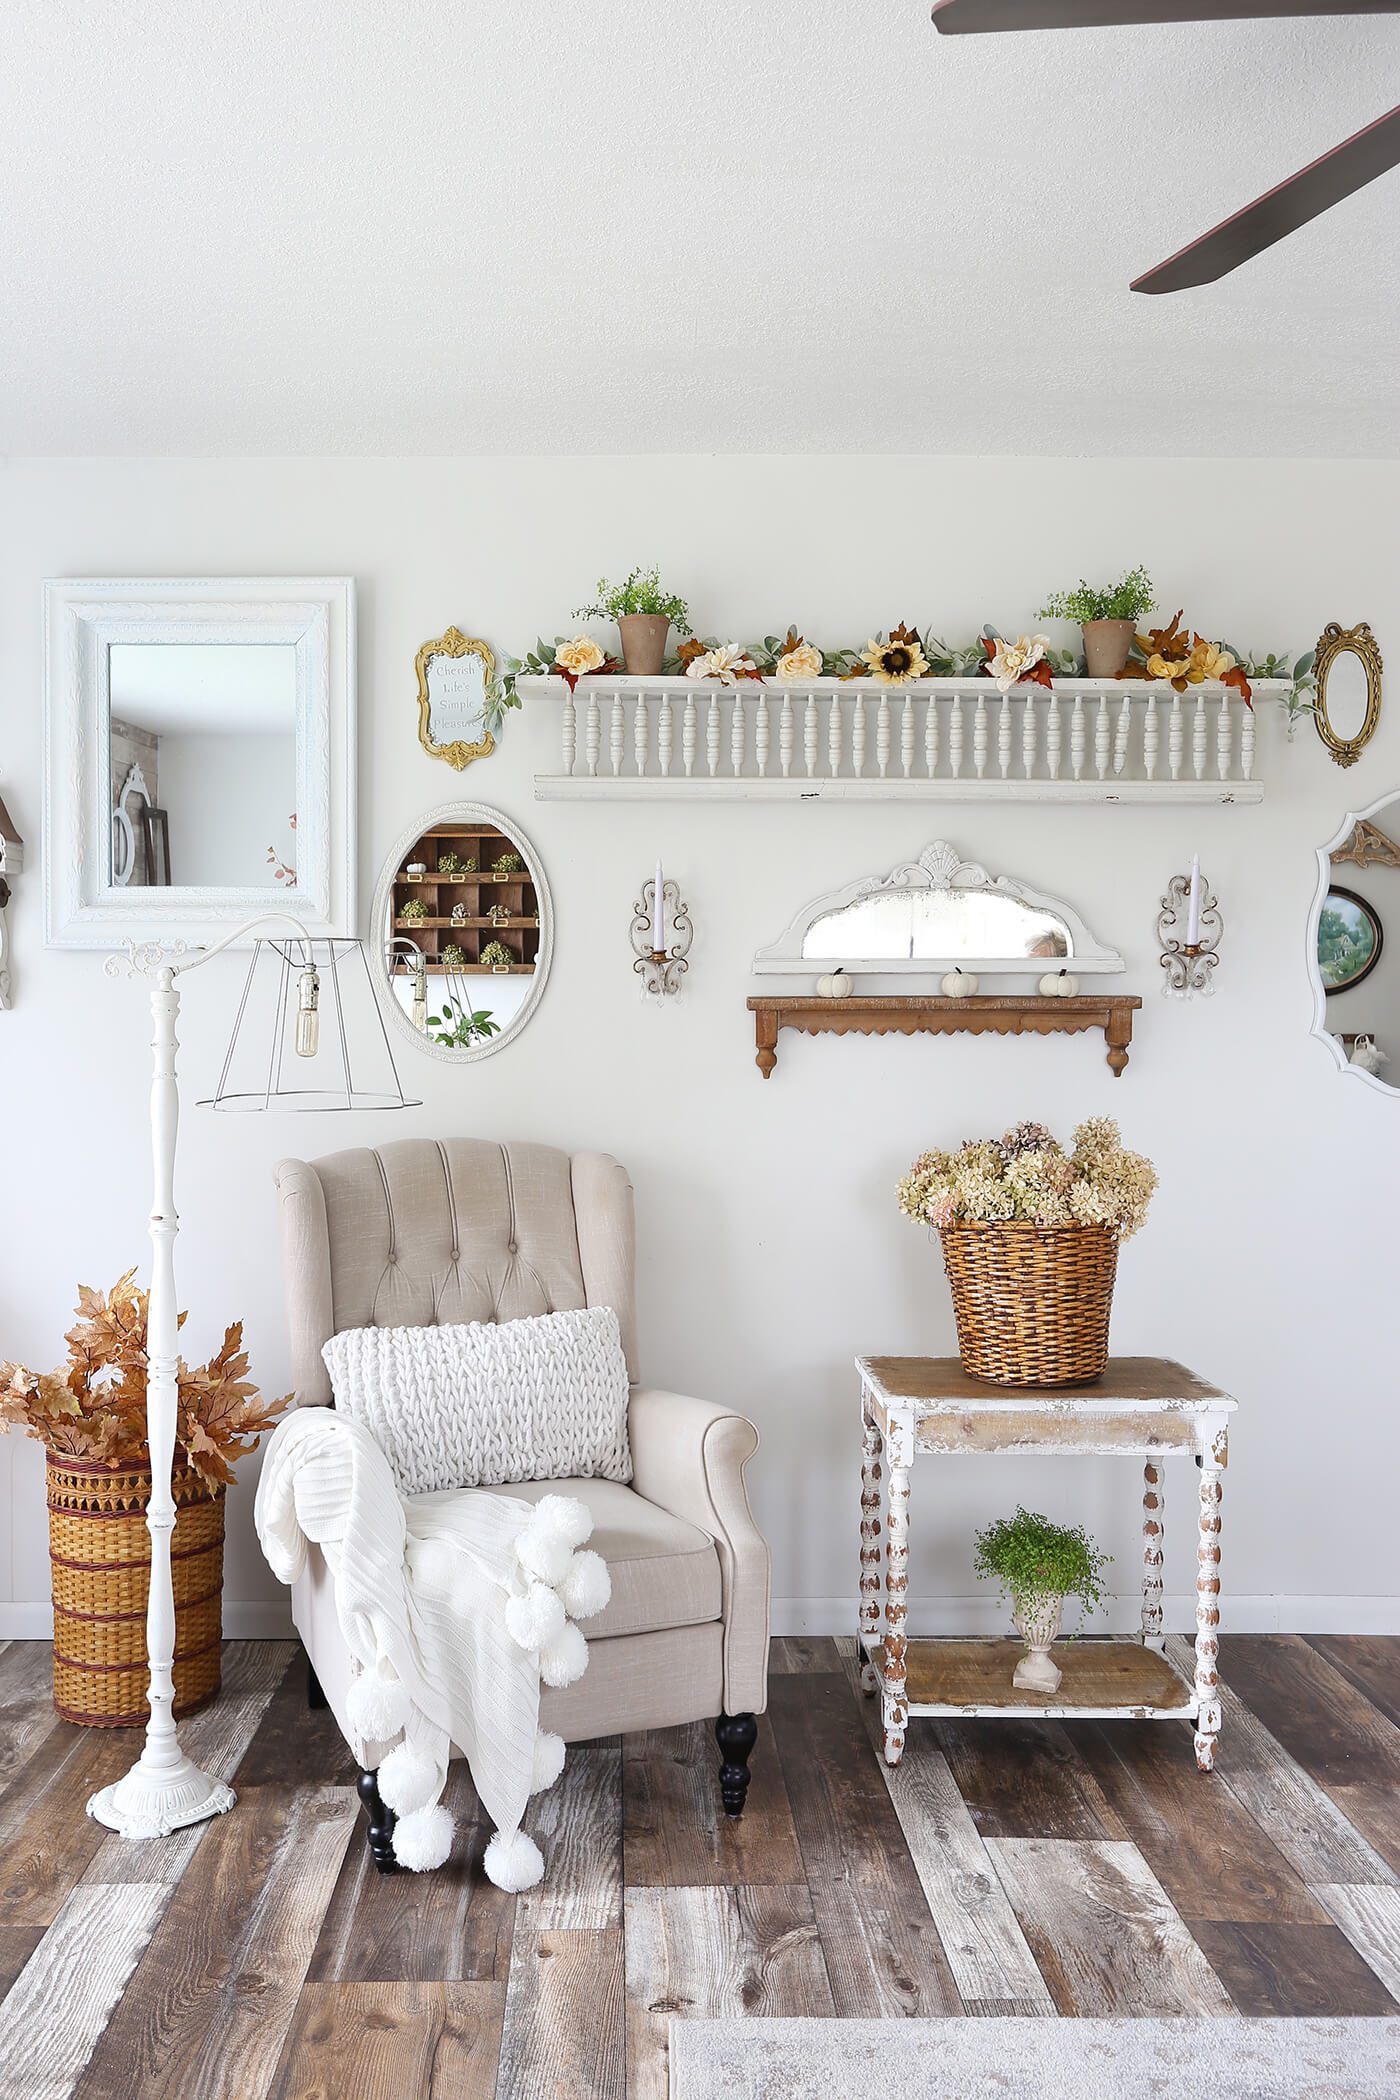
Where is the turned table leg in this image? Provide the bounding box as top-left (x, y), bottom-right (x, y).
top-left (1141, 1460), bottom-right (1165, 1653)
top-left (881, 1446), bottom-right (911, 1766)
top-left (859, 1406), bottom-right (883, 1696)
top-left (1194, 1433), bottom-right (1226, 1772)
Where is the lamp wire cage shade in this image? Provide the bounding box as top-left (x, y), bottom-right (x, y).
top-left (939, 1221), bottom-right (1119, 1386)
top-left (201, 937), bottom-right (419, 1112)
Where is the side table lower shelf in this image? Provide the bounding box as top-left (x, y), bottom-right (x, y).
top-left (858, 1635), bottom-right (1196, 1722)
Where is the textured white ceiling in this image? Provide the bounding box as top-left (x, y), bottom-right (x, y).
top-left (2, 1), bottom-right (1396, 455)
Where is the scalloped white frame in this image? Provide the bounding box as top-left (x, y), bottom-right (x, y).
top-left (43, 578), bottom-right (356, 948)
top-left (371, 801), bottom-right (555, 1065)
top-left (752, 839), bottom-right (1124, 978)
top-left (1309, 788), bottom-right (1400, 1097)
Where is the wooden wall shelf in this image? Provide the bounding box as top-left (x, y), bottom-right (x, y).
top-left (746, 993), bottom-right (1142, 1078)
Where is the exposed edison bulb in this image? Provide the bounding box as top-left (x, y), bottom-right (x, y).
top-left (295, 965), bottom-right (321, 1058)
top-left (411, 965), bottom-right (427, 1034)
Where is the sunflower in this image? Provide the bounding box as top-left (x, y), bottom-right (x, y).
top-left (860, 623), bottom-right (929, 686)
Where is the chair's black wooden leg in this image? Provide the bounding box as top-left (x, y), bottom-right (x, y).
top-left (715, 1712), bottom-right (758, 1818)
top-left (307, 1658), bottom-right (329, 1711)
top-left (358, 1768), bottom-right (399, 1872)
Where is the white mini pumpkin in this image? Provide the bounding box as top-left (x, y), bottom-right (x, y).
top-left (816, 970), bottom-right (853, 999)
top-left (941, 968), bottom-right (979, 996)
top-left (1038, 969), bottom-right (1080, 997)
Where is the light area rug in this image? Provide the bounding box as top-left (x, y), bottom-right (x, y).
top-left (668, 2017), bottom-right (1400, 2099)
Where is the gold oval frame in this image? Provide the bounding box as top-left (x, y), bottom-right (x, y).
top-left (1314, 621), bottom-right (1383, 770)
top-left (416, 628), bottom-right (498, 771)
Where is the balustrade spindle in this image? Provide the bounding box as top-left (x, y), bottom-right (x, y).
top-left (682, 692), bottom-right (697, 777)
top-left (1144, 693), bottom-right (1159, 780)
top-left (1071, 695), bottom-right (1085, 780)
top-left (973, 692), bottom-right (989, 779)
top-left (997, 694), bottom-right (1012, 779)
top-left (730, 693), bottom-right (745, 777)
top-left (706, 693), bottom-right (721, 778)
top-left (1216, 690), bottom-right (1232, 781)
top-left (610, 694), bottom-right (625, 777)
top-left (833, 692), bottom-right (848, 778)
top-left (1095, 694), bottom-right (1110, 780)
top-left (585, 692), bottom-right (601, 777)
top-left (949, 694), bottom-right (964, 779)
top-left (925, 693), bottom-right (939, 779)
top-left (562, 689), bottom-right (577, 775)
top-left (755, 692), bottom-right (770, 779)
top-left (1021, 691), bottom-right (1036, 779)
top-left (1114, 692), bottom-right (1133, 777)
top-left (633, 692), bottom-right (649, 777)
top-left (779, 692), bottom-right (794, 777)
top-left (877, 695), bottom-right (891, 778)
top-left (1240, 701), bottom-right (1255, 782)
top-left (1169, 693), bottom-right (1184, 780)
top-left (657, 694), bottom-right (673, 777)
top-left (1193, 695), bottom-right (1208, 780)
top-left (804, 693), bottom-right (819, 778)
top-left (1047, 691), bottom-right (1062, 781)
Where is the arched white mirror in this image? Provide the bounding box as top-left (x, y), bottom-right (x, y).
top-left (372, 803), bottom-right (553, 1062)
top-left (1310, 792), bottom-right (1400, 1093)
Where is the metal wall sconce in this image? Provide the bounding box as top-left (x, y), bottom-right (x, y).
top-left (1158, 859), bottom-right (1222, 999)
top-left (631, 865), bottom-right (692, 997)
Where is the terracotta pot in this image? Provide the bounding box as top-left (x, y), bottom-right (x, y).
top-left (616, 614), bottom-right (671, 676)
top-left (1081, 619), bottom-right (1137, 678)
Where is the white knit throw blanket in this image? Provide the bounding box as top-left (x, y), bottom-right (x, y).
top-left (254, 1407), bottom-right (611, 1891)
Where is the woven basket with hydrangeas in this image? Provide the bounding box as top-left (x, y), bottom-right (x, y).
top-left (898, 1118), bottom-right (1156, 1387)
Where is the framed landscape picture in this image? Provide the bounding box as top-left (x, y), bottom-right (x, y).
top-left (1317, 885), bottom-right (1383, 995)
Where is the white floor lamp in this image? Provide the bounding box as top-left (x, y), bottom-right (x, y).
top-left (88, 914), bottom-right (415, 1839)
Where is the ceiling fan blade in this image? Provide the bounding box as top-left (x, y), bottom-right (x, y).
top-left (1132, 103), bottom-right (1400, 290)
top-left (933, 0), bottom-right (1400, 29)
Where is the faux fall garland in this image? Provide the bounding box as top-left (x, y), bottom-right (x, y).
top-left (0, 1270), bottom-right (290, 1489)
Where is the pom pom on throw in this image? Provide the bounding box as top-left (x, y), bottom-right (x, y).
top-left (559, 1548), bottom-right (610, 1622)
top-left (538, 1619), bottom-right (588, 1689)
top-left (393, 1801), bottom-right (455, 1872)
top-left (505, 1582), bottom-right (567, 1654)
top-left (484, 1827), bottom-right (545, 1892)
top-left (514, 1515), bottom-right (574, 1589)
top-left (376, 1739), bottom-right (440, 1817)
top-left (531, 1494), bottom-right (593, 1549)
top-left (346, 1660), bottom-right (411, 1744)
top-left (531, 1729), bottom-right (566, 1794)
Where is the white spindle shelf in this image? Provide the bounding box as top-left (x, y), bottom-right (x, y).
top-left (524, 675), bottom-right (1283, 802)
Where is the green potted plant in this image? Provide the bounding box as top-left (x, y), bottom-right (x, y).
top-left (1038, 566), bottom-right (1154, 678)
top-left (398, 895), bottom-right (429, 925)
top-left (974, 1506), bottom-right (1110, 1694)
top-left (480, 939), bottom-right (514, 973)
top-left (427, 997), bottom-right (501, 1050)
top-left (575, 566), bottom-right (692, 676)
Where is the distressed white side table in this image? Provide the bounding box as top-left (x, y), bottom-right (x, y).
top-left (856, 1355), bottom-right (1236, 1773)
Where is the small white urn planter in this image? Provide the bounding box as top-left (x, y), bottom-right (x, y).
top-left (1012, 1592), bottom-right (1065, 1693)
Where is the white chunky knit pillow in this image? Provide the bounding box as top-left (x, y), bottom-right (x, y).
top-left (322, 1306), bottom-right (632, 1497)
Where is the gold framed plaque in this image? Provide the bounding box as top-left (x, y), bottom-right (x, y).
top-left (416, 628), bottom-right (498, 770)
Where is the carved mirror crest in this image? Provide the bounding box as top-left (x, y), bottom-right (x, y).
top-left (753, 840), bottom-right (1124, 978)
top-left (416, 629), bottom-right (499, 771)
top-left (1314, 621), bottom-right (1383, 770)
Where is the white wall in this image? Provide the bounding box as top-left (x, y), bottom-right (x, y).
top-left (158, 731), bottom-right (297, 888)
top-left (3, 455), bottom-right (1399, 1640)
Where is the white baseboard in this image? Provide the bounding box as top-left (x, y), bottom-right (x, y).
top-left (771, 1594), bottom-right (1400, 1637)
top-left (0, 1602), bottom-right (294, 1640)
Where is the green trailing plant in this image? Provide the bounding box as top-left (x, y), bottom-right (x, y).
top-left (974, 1507), bottom-right (1111, 1632)
top-left (574, 566), bottom-right (692, 634)
top-left (1038, 567), bottom-right (1155, 626)
top-left (426, 997), bottom-right (500, 1049)
top-left (493, 851), bottom-right (524, 875)
top-left (480, 940), bottom-right (514, 968)
top-left (398, 895), bottom-right (428, 924)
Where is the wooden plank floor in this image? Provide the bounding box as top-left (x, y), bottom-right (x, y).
top-left (1, 1635), bottom-right (1399, 2096)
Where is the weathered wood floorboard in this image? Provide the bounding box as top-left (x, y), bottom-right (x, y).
top-left (622, 1716), bottom-right (804, 1890)
top-left (0, 1882), bottom-right (166, 2100)
top-left (495, 1928), bottom-right (625, 2100)
top-left (268, 1981), bottom-right (506, 2100)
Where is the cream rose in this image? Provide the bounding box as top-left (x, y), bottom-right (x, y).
top-left (776, 641), bottom-right (823, 682)
top-left (554, 635), bottom-right (605, 678)
top-left (685, 643), bottom-right (758, 687)
top-left (988, 633), bottom-right (1049, 694)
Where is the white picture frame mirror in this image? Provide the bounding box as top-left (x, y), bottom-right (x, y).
top-left (752, 839), bottom-right (1124, 980)
top-left (43, 578), bottom-right (356, 948)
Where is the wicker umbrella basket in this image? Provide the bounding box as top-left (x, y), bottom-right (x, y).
top-left (46, 1452), bottom-right (224, 1726)
top-left (939, 1220), bottom-right (1119, 1387)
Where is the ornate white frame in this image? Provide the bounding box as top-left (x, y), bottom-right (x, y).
top-left (1309, 788), bottom-right (1399, 1096)
top-left (43, 578), bottom-right (356, 947)
top-left (752, 839), bottom-right (1124, 977)
top-left (371, 802), bottom-right (555, 1065)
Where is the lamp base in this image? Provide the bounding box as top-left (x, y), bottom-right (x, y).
top-left (87, 1754), bottom-right (236, 1840)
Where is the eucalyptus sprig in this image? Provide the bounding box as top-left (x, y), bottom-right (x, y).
top-left (973, 1507), bottom-right (1111, 1634)
top-left (1231, 644), bottom-right (1317, 741)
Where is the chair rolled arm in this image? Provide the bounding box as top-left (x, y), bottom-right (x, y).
top-left (627, 1386), bottom-right (769, 1715)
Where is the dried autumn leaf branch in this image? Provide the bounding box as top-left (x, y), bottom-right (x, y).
top-left (1, 1273), bottom-right (290, 1488)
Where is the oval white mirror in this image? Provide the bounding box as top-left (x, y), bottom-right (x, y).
top-left (1309, 791), bottom-right (1400, 1093)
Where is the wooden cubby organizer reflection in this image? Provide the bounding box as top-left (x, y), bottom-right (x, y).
top-left (393, 819), bottom-right (540, 976)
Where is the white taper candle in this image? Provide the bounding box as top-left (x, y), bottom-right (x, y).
top-left (1186, 855), bottom-right (1202, 946)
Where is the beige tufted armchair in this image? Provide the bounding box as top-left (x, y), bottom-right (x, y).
top-left (274, 1138), bottom-right (770, 1871)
